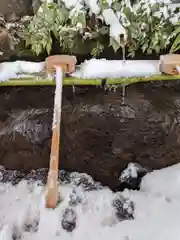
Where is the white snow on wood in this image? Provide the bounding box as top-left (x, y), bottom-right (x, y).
top-left (52, 67), bottom-right (63, 129)
top-left (1, 163), bottom-right (180, 239)
top-left (0, 59), bottom-right (161, 81)
top-left (71, 59), bottom-right (161, 79)
top-left (0, 61), bottom-right (45, 82)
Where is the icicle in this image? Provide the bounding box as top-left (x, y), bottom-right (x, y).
top-left (121, 85), bottom-right (126, 105)
top-left (72, 85), bottom-right (76, 96)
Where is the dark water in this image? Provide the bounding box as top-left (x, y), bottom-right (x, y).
top-left (0, 80), bottom-right (180, 190)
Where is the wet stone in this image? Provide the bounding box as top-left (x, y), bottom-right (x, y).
top-left (118, 163), bottom-right (148, 190)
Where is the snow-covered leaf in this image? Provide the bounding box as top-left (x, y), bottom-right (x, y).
top-left (22, 0), bottom-right (178, 57)
top-left (71, 12), bottom-right (86, 29)
top-left (112, 2), bottom-right (121, 11)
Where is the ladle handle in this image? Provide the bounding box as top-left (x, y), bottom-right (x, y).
top-left (45, 66), bottom-right (63, 209)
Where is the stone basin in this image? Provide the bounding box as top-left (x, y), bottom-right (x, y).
top-left (0, 80), bottom-right (180, 190)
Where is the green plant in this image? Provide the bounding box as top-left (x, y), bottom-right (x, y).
top-left (22, 0), bottom-right (179, 57)
top-left (170, 22), bottom-right (180, 53)
top-left (123, 2), bottom-right (178, 57)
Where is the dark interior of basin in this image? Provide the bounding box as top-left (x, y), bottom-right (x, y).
top-left (0, 79), bottom-right (180, 190)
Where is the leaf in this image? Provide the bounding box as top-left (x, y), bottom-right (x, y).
top-left (99, 0), bottom-right (109, 10)
top-left (42, 39), bottom-right (47, 48)
top-left (128, 50), bottom-right (135, 58)
top-left (91, 42), bottom-right (104, 57)
top-left (21, 0), bottom-right (177, 58)
top-left (32, 44), bottom-right (42, 56)
top-left (170, 23), bottom-right (180, 53)
top-left (112, 2), bottom-right (121, 11)
top-left (142, 43), bottom-right (149, 53)
top-left (77, 12), bottom-right (86, 28)
top-left (170, 34), bottom-right (180, 52)
top-left (151, 3), bottom-right (159, 13)
top-left (154, 45), bottom-right (160, 54)
top-left (71, 11), bottom-right (86, 28)
top-left (147, 47), bottom-right (153, 55)
top-left (172, 25), bottom-right (180, 36)
top-left (91, 31), bottom-right (100, 39)
top-left (56, 6), bottom-right (69, 25)
top-left (99, 26), bottom-right (109, 35)
top-left (123, 7), bottom-right (132, 20)
top-left (46, 43), bottom-right (52, 55)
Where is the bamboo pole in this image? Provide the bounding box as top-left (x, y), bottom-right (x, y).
top-left (45, 66), bottom-right (63, 209)
top-left (2, 74), bottom-right (180, 87)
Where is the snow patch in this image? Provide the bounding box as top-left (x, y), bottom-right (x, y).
top-left (71, 59), bottom-right (161, 79)
top-left (141, 163), bottom-right (180, 199)
top-left (0, 61), bottom-right (45, 82)
top-left (0, 164), bottom-right (180, 239)
top-left (84, 0), bottom-right (100, 14)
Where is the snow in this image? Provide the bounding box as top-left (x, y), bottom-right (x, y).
top-left (62, 0), bottom-right (82, 9)
top-left (177, 66), bottom-right (180, 74)
top-left (0, 163), bottom-right (180, 239)
top-left (141, 164), bottom-right (180, 199)
top-left (71, 59), bottom-right (161, 79)
top-left (0, 61), bottom-right (45, 82)
top-left (0, 59), bottom-right (162, 82)
top-left (84, 0), bottom-right (100, 14)
top-left (0, 58), bottom-right (179, 81)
